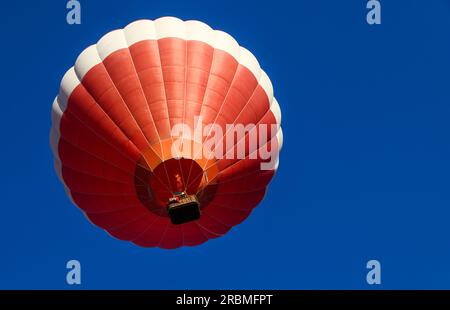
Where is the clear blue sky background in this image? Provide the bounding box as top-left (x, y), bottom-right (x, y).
top-left (1, 0), bottom-right (450, 289)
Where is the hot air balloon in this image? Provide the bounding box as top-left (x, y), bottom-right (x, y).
top-left (50, 17), bottom-right (283, 248)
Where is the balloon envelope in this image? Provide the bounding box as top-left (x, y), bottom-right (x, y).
top-left (50, 17), bottom-right (283, 248)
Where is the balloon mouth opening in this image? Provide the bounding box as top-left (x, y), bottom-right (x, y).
top-left (134, 139), bottom-right (220, 221)
top-left (134, 157), bottom-right (211, 219)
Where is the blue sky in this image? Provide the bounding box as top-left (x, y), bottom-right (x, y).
top-left (1, 0), bottom-right (450, 289)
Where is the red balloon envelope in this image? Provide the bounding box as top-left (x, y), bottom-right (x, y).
top-left (50, 17), bottom-right (283, 248)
